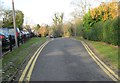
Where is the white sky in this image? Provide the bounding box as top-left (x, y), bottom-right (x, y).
top-left (1, 0), bottom-right (103, 26)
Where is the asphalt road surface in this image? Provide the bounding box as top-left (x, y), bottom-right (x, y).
top-left (29, 38), bottom-right (112, 81)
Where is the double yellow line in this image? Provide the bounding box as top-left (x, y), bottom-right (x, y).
top-left (81, 41), bottom-right (119, 81)
top-left (18, 41), bottom-right (50, 83)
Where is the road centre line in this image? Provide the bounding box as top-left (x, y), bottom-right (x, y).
top-left (18, 41), bottom-right (49, 82)
top-left (81, 41), bottom-right (118, 81)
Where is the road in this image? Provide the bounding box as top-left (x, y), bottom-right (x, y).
top-left (21, 38), bottom-right (113, 81)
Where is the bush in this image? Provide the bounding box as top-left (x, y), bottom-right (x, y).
top-left (103, 17), bottom-right (119, 45)
top-left (90, 21), bottom-right (103, 41)
top-left (82, 28), bottom-right (90, 39)
top-left (111, 16), bottom-right (120, 45)
top-left (103, 19), bottom-right (112, 44)
top-left (76, 23), bottom-right (84, 36)
top-left (82, 16), bottom-right (119, 46)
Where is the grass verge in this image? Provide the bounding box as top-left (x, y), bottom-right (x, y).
top-left (1, 37), bottom-right (48, 81)
top-left (75, 36), bottom-right (118, 74)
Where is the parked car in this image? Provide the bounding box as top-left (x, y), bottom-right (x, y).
top-left (50, 35), bottom-right (54, 38)
top-left (8, 27), bottom-right (22, 40)
top-left (0, 33), bottom-right (9, 50)
top-left (0, 39), bottom-right (2, 55)
top-left (0, 27), bottom-right (21, 45)
top-left (21, 30), bottom-right (30, 39)
top-left (25, 31), bottom-right (30, 38)
top-left (0, 28), bottom-right (9, 38)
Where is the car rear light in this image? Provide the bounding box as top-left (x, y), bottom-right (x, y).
top-left (0, 35), bottom-right (5, 39)
top-left (16, 32), bottom-right (19, 37)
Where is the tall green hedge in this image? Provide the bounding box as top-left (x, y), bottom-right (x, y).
top-left (90, 21), bottom-right (103, 41)
top-left (103, 19), bottom-right (112, 44)
top-left (111, 16), bottom-right (119, 45)
top-left (82, 16), bottom-right (119, 46)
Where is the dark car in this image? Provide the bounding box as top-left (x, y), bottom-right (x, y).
top-left (0, 28), bottom-right (9, 37)
top-left (8, 28), bottom-right (22, 43)
top-left (0, 33), bottom-right (9, 50)
top-left (0, 39), bottom-right (2, 55)
top-left (0, 27), bottom-right (21, 45)
top-left (0, 28), bottom-right (14, 45)
top-left (21, 30), bottom-right (30, 39)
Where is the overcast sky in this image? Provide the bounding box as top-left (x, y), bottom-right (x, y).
top-left (1, 0), bottom-right (103, 26)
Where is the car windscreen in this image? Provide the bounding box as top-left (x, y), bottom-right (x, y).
top-left (0, 28), bottom-right (9, 37)
top-left (0, 29), bottom-right (4, 35)
top-left (9, 29), bottom-right (15, 36)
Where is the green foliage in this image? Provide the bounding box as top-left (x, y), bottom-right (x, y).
top-left (37, 24), bottom-right (40, 28)
top-left (103, 19), bottom-right (112, 43)
top-left (0, 20), bottom-right (3, 27)
top-left (82, 16), bottom-right (119, 46)
top-left (3, 10), bottom-right (13, 27)
top-left (3, 9), bottom-right (24, 29)
top-left (35, 24), bottom-right (40, 31)
top-left (81, 2), bottom-right (119, 46)
top-left (83, 11), bottom-right (92, 28)
top-left (82, 28), bottom-right (90, 39)
top-left (91, 21), bottom-right (103, 41)
top-left (89, 40), bottom-right (118, 71)
top-left (102, 17), bottom-right (119, 45)
top-left (112, 16), bottom-right (120, 46)
top-left (75, 19), bottom-right (84, 36)
top-left (15, 10), bottom-right (24, 29)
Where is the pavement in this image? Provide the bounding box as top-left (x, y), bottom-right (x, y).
top-left (25, 38), bottom-right (113, 81)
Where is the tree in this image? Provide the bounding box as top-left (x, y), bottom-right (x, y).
top-left (0, 20), bottom-right (3, 27)
top-left (0, 3), bottom-right (3, 27)
top-left (0, 1), bottom-right (3, 18)
top-left (34, 24), bottom-right (41, 36)
top-left (89, 2), bottom-right (118, 21)
top-left (74, 18), bottom-right (84, 36)
top-left (15, 10), bottom-right (24, 29)
top-left (37, 24), bottom-right (40, 29)
top-left (48, 26), bottom-right (54, 36)
top-left (52, 12), bottom-right (64, 37)
top-left (82, 1), bottom-right (119, 45)
top-left (71, 0), bottom-right (92, 19)
top-left (63, 23), bottom-right (73, 37)
top-left (25, 25), bottom-right (30, 29)
top-left (3, 9), bottom-right (12, 27)
top-left (83, 1), bottom-right (119, 29)
top-left (53, 13), bottom-right (64, 25)
top-left (38, 25), bottom-right (48, 37)
top-left (3, 9), bottom-right (24, 28)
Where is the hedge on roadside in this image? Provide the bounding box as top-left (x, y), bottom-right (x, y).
top-left (82, 16), bottom-right (119, 46)
top-left (90, 21), bottom-right (103, 41)
top-left (112, 16), bottom-right (119, 45)
top-left (103, 17), bottom-right (119, 45)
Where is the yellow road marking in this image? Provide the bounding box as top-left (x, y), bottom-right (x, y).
top-left (25, 41), bottom-right (49, 82)
top-left (82, 41), bottom-right (119, 80)
top-left (81, 41), bottom-right (118, 81)
top-left (18, 41), bottom-right (48, 82)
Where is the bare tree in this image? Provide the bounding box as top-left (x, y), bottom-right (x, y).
top-left (70, 0), bottom-right (90, 18)
top-left (52, 12), bottom-right (64, 37)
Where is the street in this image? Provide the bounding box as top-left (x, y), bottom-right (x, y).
top-left (1, 0), bottom-right (119, 82)
top-left (19, 38), bottom-right (113, 81)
